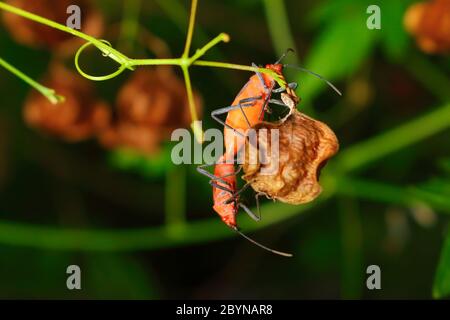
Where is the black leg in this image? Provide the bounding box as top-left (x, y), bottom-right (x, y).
top-left (197, 162), bottom-right (241, 185)
top-left (239, 203), bottom-right (260, 222)
top-left (211, 96), bottom-right (262, 134)
top-left (255, 192), bottom-right (267, 221)
top-left (209, 180), bottom-right (234, 196)
top-left (224, 179), bottom-right (250, 204)
top-left (268, 99), bottom-right (288, 107)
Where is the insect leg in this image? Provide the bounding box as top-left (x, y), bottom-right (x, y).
top-left (197, 163), bottom-right (229, 184)
top-left (197, 162), bottom-right (241, 185)
top-left (224, 180), bottom-right (251, 204)
top-left (268, 99), bottom-right (288, 107)
top-left (272, 82), bottom-right (298, 93)
top-left (209, 180), bottom-right (234, 195)
top-left (211, 96), bottom-right (262, 134)
top-left (255, 192), bottom-right (266, 221)
top-left (239, 203), bottom-right (261, 222)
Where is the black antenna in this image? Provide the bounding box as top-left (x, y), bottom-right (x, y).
top-left (284, 64), bottom-right (342, 96)
top-left (231, 226), bottom-right (293, 257)
top-left (274, 48), bottom-right (295, 64)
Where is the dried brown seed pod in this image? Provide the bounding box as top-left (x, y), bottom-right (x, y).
top-left (242, 109), bottom-right (339, 205)
top-left (24, 64), bottom-right (111, 142)
top-left (98, 67), bottom-right (203, 155)
top-left (2, 0), bottom-right (103, 53)
top-left (404, 0), bottom-right (450, 54)
top-left (99, 123), bottom-right (163, 155)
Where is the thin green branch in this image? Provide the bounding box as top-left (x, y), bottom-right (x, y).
top-left (193, 60), bottom-right (286, 87)
top-left (336, 176), bottom-right (450, 213)
top-left (0, 1), bottom-right (130, 65)
top-left (0, 200), bottom-right (315, 251)
top-left (165, 165), bottom-right (187, 236)
top-left (181, 66), bottom-right (202, 142)
top-left (189, 33), bottom-right (230, 63)
top-left (182, 0), bottom-right (198, 58)
top-left (339, 197), bottom-right (363, 299)
top-left (263, 0), bottom-right (299, 65)
top-left (337, 103), bottom-right (450, 172)
top-left (0, 56), bottom-right (64, 104)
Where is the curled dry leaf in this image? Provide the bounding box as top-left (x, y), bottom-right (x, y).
top-left (242, 109), bottom-right (339, 205)
top-left (404, 0), bottom-right (450, 54)
top-left (99, 67), bottom-right (202, 155)
top-left (24, 64), bottom-right (111, 142)
top-left (2, 0), bottom-right (103, 53)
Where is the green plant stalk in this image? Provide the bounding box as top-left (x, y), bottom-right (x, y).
top-left (182, 0), bottom-right (198, 58)
top-left (165, 165), bottom-right (187, 235)
top-left (192, 60), bottom-right (286, 88)
top-left (0, 1), bottom-right (130, 65)
top-left (336, 176), bottom-right (450, 213)
top-left (0, 0), bottom-right (286, 142)
top-left (181, 66), bottom-right (202, 141)
top-left (0, 200), bottom-right (316, 251)
top-left (262, 0), bottom-right (299, 65)
top-left (0, 57), bottom-right (64, 104)
top-left (339, 198), bottom-right (363, 299)
top-left (433, 229), bottom-right (450, 299)
top-left (338, 103), bottom-right (450, 172)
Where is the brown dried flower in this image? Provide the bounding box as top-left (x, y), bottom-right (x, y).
top-left (242, 110), bottom-right (339, 205)
top-left (99, 67), bottom-right (202, 155)
top-left (24, 64), bottom-right (111, 142)
top-left (404, 0), bottom-right (450, 54)
top-left (2, 0), bottom-right (103, 52)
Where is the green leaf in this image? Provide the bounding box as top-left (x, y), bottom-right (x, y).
top-left (300, 6), bottom-right (377, 102)
top-left (433, 229), bottom-right (450, 299)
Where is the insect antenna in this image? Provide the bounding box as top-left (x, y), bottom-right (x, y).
top-left (283, 64), bottom-right (342, 96)
top-left (231, 226), bottom-right (293, 257)
top-left (274, 48), bottom-right (295, 64)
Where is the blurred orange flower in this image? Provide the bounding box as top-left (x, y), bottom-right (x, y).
top-left (24, 64), bottom-right (111, 141)
top-left (404, 0), bottom-right (450, 54)
top-left (2, 0), bottom-right (103, 54)
top-left (99, 67), bottom-right (202, 155)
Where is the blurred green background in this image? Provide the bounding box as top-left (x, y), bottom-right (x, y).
top-left (0, 0), bottom-right (449, 299)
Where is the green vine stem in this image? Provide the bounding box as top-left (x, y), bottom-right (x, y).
top-left (0, 0), bottom-right (286, 143)
top-left (263, 0), bottom-right (299, 65)
top-left (0, 57), bottom-right (64, 104)
top-left (0, 2), bottom-right (131, 66)
top-left (165, 165), bottom-right (187, 236)
top-left (337, 103), bottom-right (450, 173)
top-left (336, 177), bottom-right (450, 213)
top-left (0, 102), bottom-right (449, 251)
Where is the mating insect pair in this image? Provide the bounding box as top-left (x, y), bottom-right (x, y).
top-left (197, 51), bottom-right (341, 257)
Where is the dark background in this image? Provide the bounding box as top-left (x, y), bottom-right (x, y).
top-left (0, 0), bottom-right (449, 299)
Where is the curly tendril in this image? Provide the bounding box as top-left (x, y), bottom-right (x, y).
top-left (74, 40), bottom-right (135, 81)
